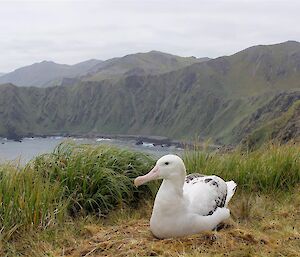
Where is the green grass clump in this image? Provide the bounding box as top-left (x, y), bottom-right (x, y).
top-left (184, 142), bottom-right (300, 192)
top-left (0, 142), bottom-right (156, 241)
top-left (1, 140), bottom-right (299, 248)
top-left (0, 164), bottom-right (66, 241)
top-left (29, 141), bottom-right (156, 215)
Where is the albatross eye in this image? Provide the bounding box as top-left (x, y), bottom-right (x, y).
top-left (164, 162), bottom-right (169, 165)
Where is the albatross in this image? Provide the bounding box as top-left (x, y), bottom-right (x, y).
top-left (134, 154), bottom-right (237, 239)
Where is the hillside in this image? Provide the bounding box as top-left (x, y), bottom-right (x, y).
top-left (240, 94), bottom-right (300, 149)
top-left (0, 41), bottom-right (299, 145)
top-left (82, 50), bottom-right (209, 82)
top-left (0, 51), bottom-right (207, 88)
top-left (0, 59), bottom-right (102, 88)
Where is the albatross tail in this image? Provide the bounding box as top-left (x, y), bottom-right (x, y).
top-left (225, 181), bottom-right (237, 207)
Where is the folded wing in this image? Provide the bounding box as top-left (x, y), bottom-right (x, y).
top-left (183, 173), bottom-right (236, 216)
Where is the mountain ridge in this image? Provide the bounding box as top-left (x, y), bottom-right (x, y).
top-left (0, 41), bottom-right (299, 146)
top-left (0, 51), bottom-right (209, 88)
top-left (0, 59), bottom-right (103, 88)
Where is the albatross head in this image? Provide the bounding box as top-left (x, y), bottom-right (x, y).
top-left (134, 154), bottom-right (186, 187)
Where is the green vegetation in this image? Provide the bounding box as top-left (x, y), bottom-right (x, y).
top-left (0, 142), bottom-right (299, 256)
top-left (184, 142), bottom-right (300, 192)
top-left (0, 42), bottom-right (300, 146)
top-left (243, 99), bottom-right (300, 150)
top-left (0, 51), bottom-right (204, 88)
top-left (0, 164), bottom-right (66, 242)
top-left (0, 59), bottom-right (103, 88)
top-left (31, 142), bottom-right (156, 215)
top-left (0, 142), bottom-right (156, 242)
top-left (84, 50), bottom-right (205, 82)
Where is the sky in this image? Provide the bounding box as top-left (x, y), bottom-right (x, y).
top-left (0, 0), bottom-right (300, 72)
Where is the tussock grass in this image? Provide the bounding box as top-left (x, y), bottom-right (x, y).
top-left (29, 141), bottom-right (156, 215)
top-left (0, 141), bottom-right (299, 256)
top-left (0, 142), bottom-right (156, 242)
top-left (0, 164), bottom-right (66, 241)
top-left (184, 142), bottom-right (300, 192)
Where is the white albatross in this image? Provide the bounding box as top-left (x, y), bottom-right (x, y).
top-left (134, 154), bottom-right (237, 239)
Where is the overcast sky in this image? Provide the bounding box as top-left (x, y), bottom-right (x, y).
top-left (0, 0), bottom-right (300, 72)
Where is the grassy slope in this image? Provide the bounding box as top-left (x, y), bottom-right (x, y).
top-left (0, 142), bottom-right (299, 256)
top-left (0, 60), bottom-right (103, 88)
top-left (241, 98), bottom-right (300, 149)
top-left (0, 42), bottom-right (300, 146)
top-left (0, 51), bottom-right (203, 88)
top-left (83, 51), bottom-right (207, 82)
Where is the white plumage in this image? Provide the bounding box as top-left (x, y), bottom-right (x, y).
top-left (134, 154), bottom-right (237, 239)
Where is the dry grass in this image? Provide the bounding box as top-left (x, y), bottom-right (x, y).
top-left (1, 143), bottom-right (299, 256)
top-left (8, 187), bottom-right (297, 257)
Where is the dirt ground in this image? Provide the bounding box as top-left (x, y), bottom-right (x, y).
top-left (58, 194), bottom-right (300, 257)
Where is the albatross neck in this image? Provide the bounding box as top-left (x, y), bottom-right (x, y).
top-left (158, 175), bottom-right (185, 199)
top-left (152, 174), bottom-right (186, 217)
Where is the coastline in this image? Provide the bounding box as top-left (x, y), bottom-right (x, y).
top-left (1, 132), bottom-right (221, 150)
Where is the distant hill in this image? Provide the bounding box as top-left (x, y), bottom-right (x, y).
top-left (0, 59), bottom-right (102, 88)
top-left (238, 91), bottom-right (300, 149)
top-left (82, 51), bottom-right (209, 82)
top-left (0, 72), bottom-right (5, 77)
top-left (0, 41), bottom-right (299, 146)
top-left (0, 60), bottom-right (101, 87)
top-left (0, 51), bottom-right (208, 88)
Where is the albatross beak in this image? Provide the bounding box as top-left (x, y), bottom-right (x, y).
top-left (134, 166), bottom-right (159, 187)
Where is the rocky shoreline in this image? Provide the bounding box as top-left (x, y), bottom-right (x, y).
top-left (1, 132), bottom-right (220, 150)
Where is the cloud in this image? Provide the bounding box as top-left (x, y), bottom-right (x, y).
top-left (0, 0), bottom-right (300, 72)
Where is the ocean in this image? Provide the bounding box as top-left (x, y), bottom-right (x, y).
top-left (0, 137), bottom-right (183, 164)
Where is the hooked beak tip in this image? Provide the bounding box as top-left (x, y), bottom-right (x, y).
top-left (133, 178), bottom-right (139, 187)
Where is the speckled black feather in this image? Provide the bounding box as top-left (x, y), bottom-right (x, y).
top-left (185, 173), bottom-right (227, 216)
